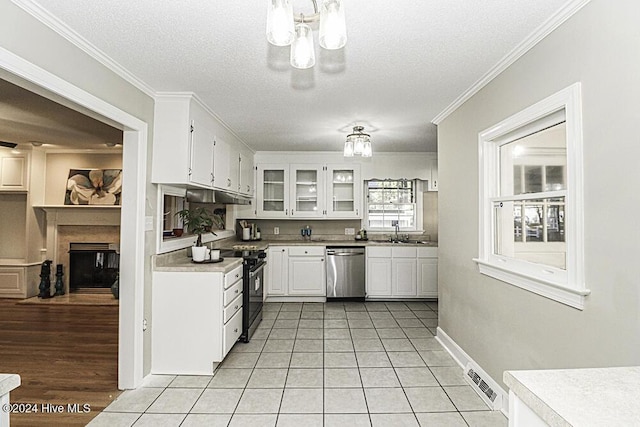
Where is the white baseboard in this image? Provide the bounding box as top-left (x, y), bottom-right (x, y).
top-left (436, 327), bottom-right (510, 417)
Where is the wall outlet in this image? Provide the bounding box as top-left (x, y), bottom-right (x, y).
top-left (345, 228), bottom-right (355, 235)
top-left (274, 227), bottom-right (280, 235)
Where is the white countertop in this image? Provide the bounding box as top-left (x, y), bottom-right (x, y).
top-left (504, 366), bottom-right (640, 427)
top-left (0, 374), bottom-right (21, 396)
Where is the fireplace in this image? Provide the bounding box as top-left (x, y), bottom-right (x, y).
top-left (68, 243), bottom-right (120, 292)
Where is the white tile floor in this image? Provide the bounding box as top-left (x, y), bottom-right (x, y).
top-left (89, 301), bottom-right (508, 427)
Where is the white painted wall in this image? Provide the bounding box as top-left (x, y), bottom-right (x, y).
top-left (438, 0), bottom-right (640, 389)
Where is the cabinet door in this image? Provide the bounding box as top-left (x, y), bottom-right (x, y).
top-left (229, 147), bottom-right (240, 193)
top-left (428, 159), bottom-right (438, 191)
top-left (239, 151), bottom-right (254, 196)
top-left (417, 257), bottom-right (438, 298)
top-left (257, 164), bottom-right (289, 218)
top-left (392, 258), bottom-right (417, 297)
top-left (366, 258), bottom-right (392, 297)
top-left (326, 164), bottom-right (361, 218)
top-left (290, 164), bottom-right (324, 218)
top-left (213, 137), bottom-right (231, 191)
top-left (0, 154), bottom-right (28, 191)
top-left (188, 121), bottom-right (214, 187)
top-left (266, 247), bottom-right (287, 296)
top-left (288, 256), bottom-right (325, 296)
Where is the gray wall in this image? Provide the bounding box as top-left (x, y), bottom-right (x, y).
top-left (0, 1), bottom-right (156, 374)
top-left (438, 0), bottom-right (640, 389)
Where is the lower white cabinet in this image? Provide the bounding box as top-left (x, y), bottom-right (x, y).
top-left (152, 265), bottom-right (243, 375)
top-left (366, 246), bottom-right (438, 299)
top-left (266, 246), bottom-right (326, 298)
top-left (288, 247), bottom-right (325, 296)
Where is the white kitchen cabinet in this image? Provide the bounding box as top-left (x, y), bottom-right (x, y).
top-left (213, 137), bottom-right (232, 191)
top-left (366, 257), bottom-right (393, 297)
top-left (257, 164), bottom-right (290, 218)
top-left (288, 246), bottom-right (325, 296)
top-left (366, 245), bottom-right (438, 299)
top-left (0, 153), bottom-right (29, 191)
top-left (428, 158), bottom-right (438, 191)
top-left (152, 95), bottom-right (216, 188)
top-left (256, 162), bottom-right (362, 219)
top-left (290, 164), bottom-right (325, 218)
top-left (326, 164), bottom-right (361, 218)
top-left (266, 246), bottom-right (288, 296)
top-left (417, 247), bottom-right (438, 298)
top-left (152, 267), bottom-right (243, 375)
top-left (239, 150), bottom-right (254, 196)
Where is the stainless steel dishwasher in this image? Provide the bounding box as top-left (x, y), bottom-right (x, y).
top-left (326, 246), bottom-right (366, 299)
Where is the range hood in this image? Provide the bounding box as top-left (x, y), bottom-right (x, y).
top-left (186, 189), bottom-right (251, 205)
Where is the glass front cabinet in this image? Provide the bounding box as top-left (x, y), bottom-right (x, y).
top-left (326, 164), bottom-right (361, 218)
top-left (256, 163), bottom-right (361, 219)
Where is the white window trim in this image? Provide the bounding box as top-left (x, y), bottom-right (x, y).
top-left (364, 179), bottom-right (424, 232)
top-left (474, 83), bottom-right (589, 309)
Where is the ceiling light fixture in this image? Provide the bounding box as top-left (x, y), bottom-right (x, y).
top-left (344, 126), bottom-right (372, 158)
top-left (267, 0), bottom-right (347, 69)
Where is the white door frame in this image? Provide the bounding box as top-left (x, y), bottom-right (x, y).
top-left (0, 46), bottom-right (148, 389)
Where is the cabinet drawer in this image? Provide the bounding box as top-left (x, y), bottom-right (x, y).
top-left (288, 246), bottom-right (324, 256)
top-left (367, 246), bottom-right (392, 258)
top-left (224, 294), bottom-right (243, 323)
top-left (224, 265), bottom-right (243, 289)
top-left (392, 247), bottom-right (417, 258)
top-left (223, 308), bottom-right (243, 356)
top-left (417, 247), bottom-right (438, 258)
top-left (224, 280), bottom-right (243, 306)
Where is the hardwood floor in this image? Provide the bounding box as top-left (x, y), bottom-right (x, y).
top-left (0, 298), bottom-right (120, 426)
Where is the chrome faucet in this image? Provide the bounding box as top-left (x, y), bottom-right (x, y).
top-left (391, 220), bottom-right (400, 242)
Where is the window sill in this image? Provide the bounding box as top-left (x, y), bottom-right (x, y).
top-left (473, 258), bottom-right (589, 310)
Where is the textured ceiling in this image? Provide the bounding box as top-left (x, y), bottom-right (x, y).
top-left (14, 1), bottom-right (575, 153)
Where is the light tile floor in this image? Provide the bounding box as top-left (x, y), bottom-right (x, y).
top-left (90, 301), bottom-right (508, 427)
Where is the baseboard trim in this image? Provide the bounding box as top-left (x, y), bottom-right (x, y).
top-left (436, 327), bottom-right (510, 417)
top-left (264, 296), bottom-right (326, 303)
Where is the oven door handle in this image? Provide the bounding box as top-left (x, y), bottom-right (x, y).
top-left (249, 263), bottom-right (266, 278)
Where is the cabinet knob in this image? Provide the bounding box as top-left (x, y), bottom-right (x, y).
top-left (304, 251), bottom-right (308, 254)
top-left (234, 328), bottom-right (238, 333)
top-left (235, 289), bottom-right (239, 294)
top-left (247, 185), bottom-right (250, 191)
top-left (235, 305), bottom-right (239, 309)
top-left (236, 274), bottom-right (239, 278)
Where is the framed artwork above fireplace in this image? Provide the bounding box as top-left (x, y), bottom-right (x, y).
top-left (65, 168), bottom-right (122, 205)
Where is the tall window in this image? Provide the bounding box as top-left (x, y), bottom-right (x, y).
top-left (475, 84), bottom-right (588, 309)
top-left (366, 179), bottom-right (417, 230)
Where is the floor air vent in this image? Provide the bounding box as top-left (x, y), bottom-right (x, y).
top-left (464, 363), bottom-right (502, 410)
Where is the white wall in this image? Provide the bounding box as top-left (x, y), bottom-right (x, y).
top-left (437, 0), bottom-right (640, 389)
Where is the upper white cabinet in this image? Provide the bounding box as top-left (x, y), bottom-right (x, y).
top-left (256, 163), bottom-right (361, 219)
top-left (257, 164), bottom-right (290, 218)
top-left (0, 153), bottom-right (29, 191)
top-left (326, 164), bottom-right (361, 218)
top-left (291, 164), bottom-right (325, 218)
top-left (428, 158), bottom-right (438, 191)
top-left (239, 150), bottom-right (254, 196)
top-left (152, 95), bottom-right (213, 188)
top-left (152, 94), bottom-right (254, 194)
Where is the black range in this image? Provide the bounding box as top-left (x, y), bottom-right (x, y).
top-left (219, 248), bottom-right (266, 343)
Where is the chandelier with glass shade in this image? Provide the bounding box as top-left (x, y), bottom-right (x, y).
top-left (344, 126), bottom-right (372, 157)
top-left (266, 0), bottom-right (347, 69)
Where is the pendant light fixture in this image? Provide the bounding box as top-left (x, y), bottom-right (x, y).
top-left (266, 0), bottom-right (347, 69)
top-left (344, 126), bottom-right (372, 158)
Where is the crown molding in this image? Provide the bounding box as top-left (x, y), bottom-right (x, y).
top-left (431, 0), bottom-right (591, 125)
top-left (156, 91), bottom-right (256, 153)
top-left (11, 0), bottom-right (156, 98)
